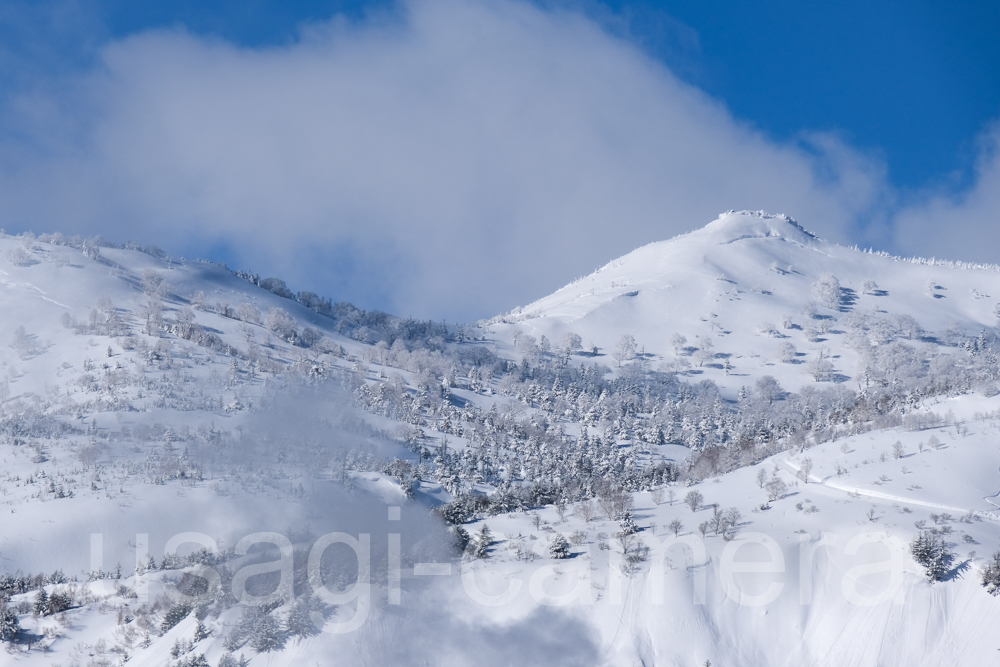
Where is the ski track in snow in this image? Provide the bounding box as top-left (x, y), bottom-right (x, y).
top-left (778, 454), bottom-right (1000, 521)
top-left (39, 295), bottom-right (70, 308)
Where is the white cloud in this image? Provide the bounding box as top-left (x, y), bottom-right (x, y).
top-left (892, 122), bottom-right (1000, 264)
top-left (0, 0), bottom-right (890, 319)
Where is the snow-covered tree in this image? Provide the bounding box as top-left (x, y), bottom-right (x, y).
top-left (695, 337), bottom-right (714, 367)
top-left (670, 334), bottom-right (688, 356)
top-left (33, 588), bottom-right (49, 617)
top-left (910, 530), bottom-right (953, 582)
top-left (684, 490), bottom-right (703, 512)
top-left (265, 307), bottom-right (298, 341)
top-left (619, 510), bottom-right (638, 535)
top-left (236, 302), bottom-right (262, 324)
top-left (194, 619), bottom-right (210, 642)
top-left (48, 591), bottom-right (72, 615)
top-left (249, 613), bottom-right (285, 652)
top-left (765, 477), bottom-right (787, 502)
top-left (981, 551), bottom-right (1000, 595)
top-left (160, 603), bottom-right (192, 635)
top-left (0, 606), bottom-right (19, 642)
top-left (549, 533), bottom-right (571, 559)
top-left (807, 349), bottom-right (833, 382)
top-left (613, 334), bottom-right (636, 367)
top-left (812, 274), bottom-right (842, 309)
top-left (285, 598), bottom-right (318, 638)
top-left (473, 524), bottom-right (494, 559)
top-left (217, 653), bottom-right (246, 667)
top-left (560, 332), bottom-right (583, 355)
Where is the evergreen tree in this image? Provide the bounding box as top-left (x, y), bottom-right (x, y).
top-left (549, 533), bottom-right (571, 559)
top-left (0, 606), bottom-right (19, 642)
top-left (619, 510), bottom-right (638, 536)
top-left (452, 526), bottom-right (471, 554)
top-left (285, 597), bottom-right (318, 638)
top-left (910, 530), bottom-right (953, 582)
top-left (981, 551), bottom-right (1000, 595)
top-left (474, 524), bottom-right (493, 559)
top-left (47, 591), bottom-right (72, 615)
top-left (249, 613), bottom-right (285, 652)
top-left (160, 602), bottom-right (192, 635)
top-left (33, 588), bottom-right (49, 617)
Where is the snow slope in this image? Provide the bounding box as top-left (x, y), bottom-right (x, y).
top-left (492, 210), bottom-right (1000, 396)
top-left (4, 217), bottom-right (1000, 666)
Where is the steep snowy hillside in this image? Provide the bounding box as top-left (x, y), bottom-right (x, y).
top-left (3, 218), bottom-right (1000, 666)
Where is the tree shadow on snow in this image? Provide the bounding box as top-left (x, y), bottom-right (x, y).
top-left (942, 558), bottom-right (972, 582)
top-left (838, 287), bottom-right (858, 311)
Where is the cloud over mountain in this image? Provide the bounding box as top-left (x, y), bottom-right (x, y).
top-left (0, 0), bottom-right (891, 320)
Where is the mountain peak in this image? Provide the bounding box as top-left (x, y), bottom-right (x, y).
top-left (697, 210), bottom-right (821, 247)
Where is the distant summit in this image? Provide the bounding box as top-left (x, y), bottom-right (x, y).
top-left (695, 210), bottom-right (821, 247)
top-left (497, 209), bottom-right (1000, 397)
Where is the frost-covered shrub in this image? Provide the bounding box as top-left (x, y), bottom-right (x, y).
top-left (7, 245), bottom-right (36, 267)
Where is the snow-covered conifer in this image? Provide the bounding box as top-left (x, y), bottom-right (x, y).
top-left (549, 533), bottom-right (571, 559)
top-left (910, 530), bottom-right (953, 582)
top-left (160, 602), bottom-right (192, 635)
top-left (0, 606), bottom-right (19, 642)
top-left (249, 613), bottom-right (285, 652)
top-left (33, 588), bottom-right (49, 617)
top-left (981, 551), bottom-right (1000, 595)
top-left (619, 510), bottom-right (638, 536)
top-left (474, 524), bottom-right (494, 559)
top-left (285, 598), bottom-right (318, 638)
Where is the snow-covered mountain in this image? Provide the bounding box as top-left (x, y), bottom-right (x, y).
top-left (493, 210), bottom-right (1000, 396)
top-left (3, 213), bottom-right (1000, 666)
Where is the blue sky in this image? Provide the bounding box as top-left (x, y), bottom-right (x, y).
top-left (0, 0), bottom-right (998, 319)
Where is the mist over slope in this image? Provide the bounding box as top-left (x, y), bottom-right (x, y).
top-left (2, 213), bottom-right (1000, 665)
